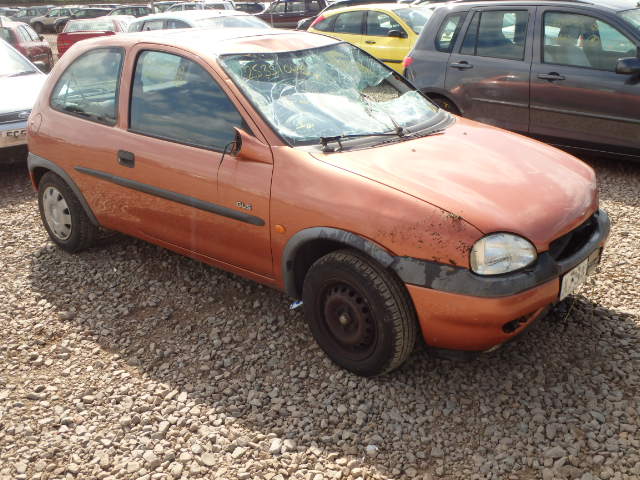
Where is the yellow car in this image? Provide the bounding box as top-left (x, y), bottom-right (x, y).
top-left (308, 3), bottom-right (433, 73)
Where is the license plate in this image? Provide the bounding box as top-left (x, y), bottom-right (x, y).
top-left (1, 129), bottom-right (27, 147)
top-left (559, 249), bottom-right (601, 300)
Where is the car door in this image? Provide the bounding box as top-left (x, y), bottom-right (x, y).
top-left (444, 6), bottom-right (534, 133)
top-left (117, 47), bottom-right (274, 276)
top-left (530, 7), bottom-right (640, 157)
top-left (362, 9), bottom-right (411, 73)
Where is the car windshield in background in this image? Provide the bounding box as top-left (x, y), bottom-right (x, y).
top-left (193, 15), bottom-right (269, 28)
top-left (0, 43), bottom-right (37, 77)
top-left (220, 42), bottom-right (439, 147)
top-left (66, 20), bottom-right (116, 32)
top-left (619, 8), bottom-right (640, 35)
top-left (394, 7), bottom-right (433, 34)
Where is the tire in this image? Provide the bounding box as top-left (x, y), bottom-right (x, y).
top-left (32, 22), bottom-right (43, 34)
top-left (302, 249), bottom-right (418, 377)
top-left (429, 95), bottom-right (461, 115)
top-left (38, 172), bottom-right (98, 253)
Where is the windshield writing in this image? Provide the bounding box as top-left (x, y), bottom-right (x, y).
top-left (221, 43), bottom-right (438, 146)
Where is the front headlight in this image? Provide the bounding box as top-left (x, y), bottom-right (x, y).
top-left (470, 233), bottom-right (537, 275)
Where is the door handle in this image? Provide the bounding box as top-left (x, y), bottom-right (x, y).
top-left (537, 72), bottom-right (565, 81)
top-left (365, 40), bottom-right (376, 44)
top-left (450, 61), bottom-right (473, 69)
top-left (117, 150), bottom-right (135, 168)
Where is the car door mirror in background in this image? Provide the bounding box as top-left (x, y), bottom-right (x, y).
top-left (388, 29), bottom-right (407, 38)
top-left (232, 128), bottom-right (271, 163)
top-left (615, 57), bottom-right (640, 75)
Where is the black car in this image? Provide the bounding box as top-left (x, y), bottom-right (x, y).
top-left (296, 0), bottom-right (397, 30)
top-left (404, 0), bottom-right (640, 160)
top-left (54, 8), bottom-right (114, 33)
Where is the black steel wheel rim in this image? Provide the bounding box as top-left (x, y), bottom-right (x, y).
top-left (320, 281), bottom-right (377, 361)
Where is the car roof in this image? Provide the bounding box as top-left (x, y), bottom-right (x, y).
top-left (439, 0), bottom-right (639, 13)
top-left (72, 28), bottom-right (338, 58)
top-left (325, 2), bottom-right (431, 12)
top-left (130, 9), bottom-right (249, 22)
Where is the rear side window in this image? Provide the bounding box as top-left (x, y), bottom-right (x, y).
top-left (130, 51), bottom-right (247, 151)
top-left (460, 10), bottom-right (528, 60)
top-left (50, 48), bottom-right (123, 126)
top-left (334, 11), bottom-right (363, 34)
top-left (435, 12), bottom-right (466, 52)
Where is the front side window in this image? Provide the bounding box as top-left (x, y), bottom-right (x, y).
top-left (333, 11), bottom-right (363, 35)
top-left (17, 26), bottom-right (32, 42)
top-left (130, 51), bottom-right (246, 150)
top-left (166, 19), bottom-right (189, 28)
top-left (543, 12), bottom-right (636, 70)
top-left (0, 27), bottom-right (13, 44)
top-left (436, 12), bottom-right (466, 52)
top-left (460, 10), bottom-right (528, 60)
top-left (49, 9), bottom-right (60, 16)
top-left (142, 19), bottom-right (165, 30)
top-left (220, 42), bottom-right (441, 147)
top-left (50, 48), bottom-right (123, 125)
top-left (313, 15), bottom-right (335, 32)
top-left (366, 11), bottom-right (403, 37)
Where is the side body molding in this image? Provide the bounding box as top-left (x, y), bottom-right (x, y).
top-left (282, 227), bottom-right (396, 298)
top-left (27, 152), bottom-right (100, 226)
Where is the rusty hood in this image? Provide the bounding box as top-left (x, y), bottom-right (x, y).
top-left (311, 117), bottom-right (598, 250)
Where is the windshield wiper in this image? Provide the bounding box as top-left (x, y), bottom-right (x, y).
top-left (9, 70), bottom-right (37, 77)
top-left (320, 132), bottom-right (403, 152)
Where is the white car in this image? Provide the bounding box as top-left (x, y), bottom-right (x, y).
top-left (0, 39), bottom-right (46, 155)
top-left (128, 9), bottom-right (270, 31)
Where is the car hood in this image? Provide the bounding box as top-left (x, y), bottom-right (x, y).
top-left (0, 73), bottom-right (47, 115)
top-left (310, 117), bottom-right (598, 250)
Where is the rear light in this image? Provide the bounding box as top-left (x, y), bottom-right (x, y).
top-left (310, 15), bottom-right (325, 28)
top-left (402, 56), bottom-right (414, 69)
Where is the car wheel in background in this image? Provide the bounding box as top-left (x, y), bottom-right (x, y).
top-left (302, 249), bottom-right (418, 377)
top-left (38, 172), bottom-right (98, 252)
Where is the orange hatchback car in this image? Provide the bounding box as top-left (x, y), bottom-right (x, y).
top-left (28, 29), bottom-right (609, 376)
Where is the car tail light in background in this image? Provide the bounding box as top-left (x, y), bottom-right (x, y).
top-left (402, 56), bottom-right (414, 69)
top-left (310, 15), bottom-right (324, 28)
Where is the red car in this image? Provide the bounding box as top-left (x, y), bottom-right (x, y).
top-left (57, 16), bottom-right (133, 57)
top-left (0, 19), bottom-right (53, 71)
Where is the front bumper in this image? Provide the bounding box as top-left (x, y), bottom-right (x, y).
top-left (394, 209), bottom-right (610, 351)
top-left (0, 120), bottom-right (28, 149)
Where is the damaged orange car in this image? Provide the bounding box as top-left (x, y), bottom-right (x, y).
top-left (28, 28), bottom-right (609, 376)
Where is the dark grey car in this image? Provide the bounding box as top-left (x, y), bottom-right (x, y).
top-left (405, 0), bottom-right (640, 160)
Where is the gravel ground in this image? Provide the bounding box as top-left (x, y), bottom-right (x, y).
top-left (0, 156), bottom-right (639, 480)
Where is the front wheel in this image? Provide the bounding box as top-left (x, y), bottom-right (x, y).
top-left (38, 172), bottom-right (98, 253)
top-left (302, 249), bottom-right (418, 376)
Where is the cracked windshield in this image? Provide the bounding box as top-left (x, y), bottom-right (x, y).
top-left (221, 42), bottom-right (439, 146)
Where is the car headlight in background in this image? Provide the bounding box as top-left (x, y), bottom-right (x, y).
top-left (470, 233), bottom-right (537, 275)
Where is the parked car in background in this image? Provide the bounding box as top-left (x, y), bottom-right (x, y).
top-left (28, 28), bottom-right (609, 376)
top-left (308, 3), bottom-right (433, 72)
top-left (404, 0), bottom-right (640, 160)
top-left (9, 6), bottom-right (52, 26)
top-left (0, 8), bottom-right (19, 18)
top-left (54, 8), bottom-right (114, 33)
top-left (297, 0), bottom-right (396, 30)
top-left (235, 2), bottom-right (266, 14)
top-left (30, 6), bottom-right (79, 33)
top-left (167, 1), bottom-right (235, 11)
top-left (93, 4), bottom-right (119, 8)
top-left (152, 1), bottom-right (180, 12)
top-left (0, 19), bottom-right (53, 71)
top-left (58, 16), bottom-right (134, 57)
top-left (1, 39), bottom-right (46, 159)
top-left (109, 5), bottom-right (153, 17)
top-left (128, 9), bottom-right (270, 31)
top-left (256, 0), bottom-right (328, 28)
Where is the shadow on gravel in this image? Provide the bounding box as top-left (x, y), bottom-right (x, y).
top-left (0, 158), bottom-right (33, 210)
top-left (581, 155), bottom-right (640, 208)
top-left (26, 233), bottom-right (640, 479)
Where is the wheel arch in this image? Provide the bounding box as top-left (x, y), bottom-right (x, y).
top-left (282, 227), bottom-right (396, 299)
top-left (28, 153), bottom-right (100, 226)
top-left (423, 90), bottom-right (462, 115)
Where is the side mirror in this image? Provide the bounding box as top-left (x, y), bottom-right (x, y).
top-left (616, 57), bottom-right (640, 75)
top-left (388, 29), bottom-right (407, 39)
top-left (232, 128), bottom-right (271, 163)
top-left (39, 35), bottom-right (44, 41)
top-left (33, 60), bottom-right (48, 72)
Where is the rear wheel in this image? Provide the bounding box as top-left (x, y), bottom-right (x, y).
top-left (38, 172), bottom-right (98, 253)
top-left (429, 95), bottom-right (461, 115)
top-left (302, 249), bottom-right (418, 376)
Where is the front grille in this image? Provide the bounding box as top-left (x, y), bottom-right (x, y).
top-left (549, 213), bottom-right (598, 261)
top-left (0, 111), bottom-right (29, 125)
